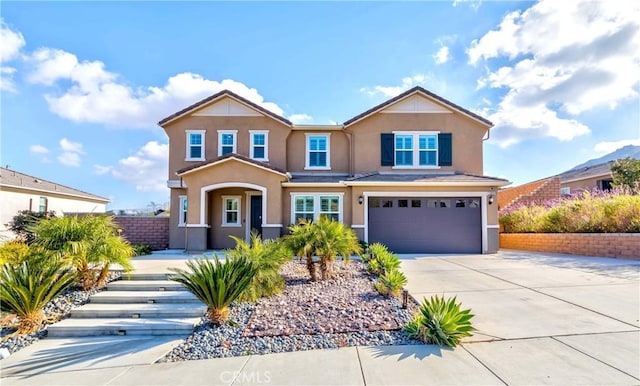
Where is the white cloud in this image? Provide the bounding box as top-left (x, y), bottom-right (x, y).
top-left (433, 46), bottom-right (451, 64)
top-left (470, 0), bottom-right (640, 147)
top-left (57, 138), bottom-right (84, 167)
top-left (289, 114), bottom-right (313, 124)
top-left (453, 0), bottom-right (482, 11)
top-left (0, 19), bottom-right (26, 91)
top-left (594, 139), bottom-right (640, 154)
top-left (29, 144), bottom-right (49, 154)
top-left (360, 74), bottom-right (428, 97)
top-left (59, 138), bottom-right (84, 154)
top-left (94, 141), bottom-right (168, 192)
top-left (57, 152), bottom-right (81, 167)
top-left (24, 47), bottom-right (287, 128)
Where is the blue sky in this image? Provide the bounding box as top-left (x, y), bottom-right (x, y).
top-left (1, 1), bottom-right (639, 211)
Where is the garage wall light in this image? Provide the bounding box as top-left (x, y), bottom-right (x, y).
top-left (488, 194), bottom-right (495, 205)
top-left (358, 195), bottom-right (364, 205)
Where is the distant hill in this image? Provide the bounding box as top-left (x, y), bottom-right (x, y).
top-left (570, 145), bottom-right (640, 170)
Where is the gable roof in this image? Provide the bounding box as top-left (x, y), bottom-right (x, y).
top-left (343, 86), bottom-right (493, 128)
top-left (176, 153), bottom-right (289, 177)
top-left (158, 89), bottom-right (292, 127)
top-left (0, 167), bottom-right (109, 203)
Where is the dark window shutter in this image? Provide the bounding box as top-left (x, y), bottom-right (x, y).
top-left (380, 133), bottom-right (395, 166)
top-left (438, 133), bottom-right (452, 166)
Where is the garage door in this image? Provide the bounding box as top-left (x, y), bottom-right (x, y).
top-left (368, 197), bottom-right (481, 254)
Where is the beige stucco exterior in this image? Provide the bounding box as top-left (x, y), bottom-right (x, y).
top-left (160, 88), bottom-right (508, 252)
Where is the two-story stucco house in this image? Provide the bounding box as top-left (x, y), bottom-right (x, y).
top-left (159, 86), bottom-right (509, 254)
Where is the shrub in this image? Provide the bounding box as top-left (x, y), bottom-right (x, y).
top-left (169, 254), bottom-right (257, 324)
top-left (367, 246), bottom-right (401, 276)
top-left (0, 240), bottom-right (31, 266)
top-left (7, 210), bottom-right (57, 244)
top-left (0, 252), bottom-right (76, 334)
top-left (285, 219), bottom-right (318, 281)
top-left (228, 233), bottom-right (291, 302)
top-left (132, 244), bottom-right (153, 256)
top-left (404, 295), bottom-right (475, 348)
top-left (374, 270), bottom-right (408, 297)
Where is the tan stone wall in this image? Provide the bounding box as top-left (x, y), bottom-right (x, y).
top-left (114, 216), bottom-right (169, 250)
top-left (347, 112), bottom-right (487, 175)
top-left (500, 233), bottom-right (640, 260)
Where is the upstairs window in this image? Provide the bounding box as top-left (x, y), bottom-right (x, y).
top-left (186, 130), bottom-right (205, 161)
top-left (250, 130), bottom-right (268, 161)
top-left (305, 134), bottom-right (330, 169)
top-left (418, 135), bottom-right (438, 166)
top-left (381, 132), bottom-right (451, 168)
top-left (395, 135), bottom-right (413, 166)
top-left (218, 130), bottom-right (237, 156)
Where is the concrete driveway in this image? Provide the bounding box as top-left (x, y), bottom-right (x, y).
top-left (399, 250), bottom-right (640, 385)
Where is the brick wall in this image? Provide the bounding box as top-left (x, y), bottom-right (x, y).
top-left (113, 216), bottom-right (169, 250)
top-left (498, 178), bottom-right (561, 211)
top-left (500, 233), bottom-right (640, 260)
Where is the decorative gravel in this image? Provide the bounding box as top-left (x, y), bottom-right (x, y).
top-left (0, 272), bottom-right (121, 355)
top-left (161, 260), bottom-right (421, 362)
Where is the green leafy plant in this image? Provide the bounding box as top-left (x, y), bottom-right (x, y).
top-left (374, 269), bottom-right (408, 297)
top-left (7, 210), bottom-right (57, 245)
top-left (285, 219), bottom-right (318, 281)
top-left (404, 295), bottom-right (475, 348)
top-left (228, 233), bottom-right (291, 302)
top-left (169, 254), bottom-right (257, 324)
top-left (311, 216), bottom-right (362, 281)
top-left (132, 244), bottom-right (153, 256)
top-left (32, 215), bottom-right (134, 290)
top-left (367, 249), bottom-right (401, 276)
top-left (611, 157), bottom-right (640, 191)
top-left (0, 240), bottom-right (31, 267)
top-left (0, 252), bottom-right (76, 334)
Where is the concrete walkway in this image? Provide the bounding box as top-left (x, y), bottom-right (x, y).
top-left (1, 250), bottom-right (639, 385)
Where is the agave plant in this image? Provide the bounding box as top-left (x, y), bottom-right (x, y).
top-left (285, 219), bottom-right (318, 281)
top-left (0, 252), bottom-right (76, 334)
top-left (367, 249), bottom-right (401, 276)
top-left (374, 269), bottom-right (408, 297)
top-left (404, 295), bottom-right (475, 347)
top-left (169, 254), bottom-right (257, 324)
top-left (228, 233), bottom-right (291, 302)
top-left (32, 215), bottom-right (134, 290)
top-left (311, 216), bottom-right (362, 281)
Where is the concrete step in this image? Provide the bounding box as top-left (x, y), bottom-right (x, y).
top-left (47, 317), bottom-right (201, 337)
top-left (106, 280), bottom-right (185, 292)
top-left (70, 303), bottom-right (206, 319)
top-left (90, 291), bottom-right (200, 304)
top-left (124, 273), bottom-right (174, 281)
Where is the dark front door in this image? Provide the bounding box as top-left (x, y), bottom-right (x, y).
top-left (250, 195), bottom-right (263, 236)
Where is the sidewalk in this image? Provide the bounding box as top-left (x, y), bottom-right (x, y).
top-left (1, 250), bottom-right (639, 385)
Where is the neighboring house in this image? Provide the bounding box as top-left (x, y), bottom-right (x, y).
top-left (556, 162), bottom-right (614, 195)
top-left (159, 86), bottom-right (509, 254)
top-left (0, 167), bottom-right (109, 239)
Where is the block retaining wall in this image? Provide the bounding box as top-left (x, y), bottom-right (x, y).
top-left (114, 216), bottom-right (169, 251)
top-left (500, 233), bottom-right (640, 260)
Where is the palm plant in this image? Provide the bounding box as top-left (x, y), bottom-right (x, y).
top-left (374, 269), bottom-right (408, 297)
top-left (312, 216), bottom-right (362, 281)
top-left (32, 215), bottom-right (134, 290)
top-left (169, 254), bottom-right (257, 324)
top-left (285, 219), bottom-right (318, 281)
top-left (404, 295), bottom-right (475, 347)
top-left (228, 233), bottom-right (291, 302)
top-left (0, 252), bottom-right (76, 334)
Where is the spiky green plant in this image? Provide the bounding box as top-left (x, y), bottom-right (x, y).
top-left (228, 233), bottom-right (291, 302)
top-left (367, 249), bottom-right (401, 276)
top-left (0, 252), bottom-right (76, 334)
top-left (404, 295), bottom-right (475, 347)
top-left (311, 216), bottom-right (362, 280)
top-left (0, 240), bottom-right (31, 267)
top-left (169, 254), bottom-right (257, 324)
top-left (32, 215), bottom-right (134, 290)
top-left (374, 269), bottom-right (408, 297)
top-left (285, 219), bottom-right (318, 281)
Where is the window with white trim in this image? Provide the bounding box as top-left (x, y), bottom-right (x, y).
top-left (186, 130), bottom-right (205, 161)
top-left (38, 197), bottom-right (48, 213)
top-left (250, 130), bottom-right (268, 161)
top-left (178, 196), bottom-right (187, 226)
top-left (222, 196), bottom-right (241, 227)
top-left (393, 131), bottom-right (439, 168)
top-left (305, 134), bottom-right (330, 169)
top-left (218, 130), bottom-right (237, 156)
top-left (291, 194), bottom-right (342, 223)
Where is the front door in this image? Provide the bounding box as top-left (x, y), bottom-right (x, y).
top-left (250, 195), bottom-right (263, 236)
